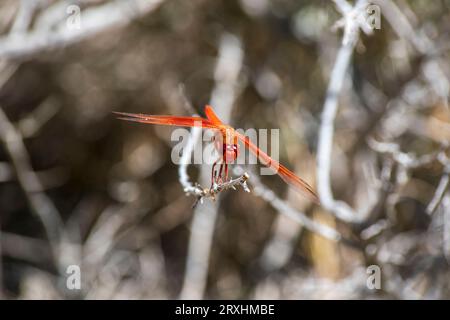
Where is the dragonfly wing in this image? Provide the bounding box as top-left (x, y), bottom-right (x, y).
top-left (204, 105), bottom-right (225, 126)
top-left (113, 111), bottom-right (219, 129)
top-left (235, 131), bottom-right (319, 203)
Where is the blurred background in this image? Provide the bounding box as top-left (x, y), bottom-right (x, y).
top-left (0, 0), bottom-right (450, 299)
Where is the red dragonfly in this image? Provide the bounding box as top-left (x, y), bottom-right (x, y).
top-left (114, 105), bottom-right (319, 203)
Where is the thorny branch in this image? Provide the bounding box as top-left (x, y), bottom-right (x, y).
top-left (185, 173), bottom-right (251, 205)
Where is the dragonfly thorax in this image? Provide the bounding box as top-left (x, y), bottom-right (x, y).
top-left (213, 129), bottom-right (238, 163)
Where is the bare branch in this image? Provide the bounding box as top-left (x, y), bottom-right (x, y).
top-left (332, 0), bottom-right (352, 15)
top-left (367, 137), bottom-right (443, 169)
top-left (427, 152), bottom-right (450, 216)
top-left (426, 173), bottom-right (450, 216)
top-left (185, 173), bottom-right (250, 205)
top-left (17, 96), bottom-right (61, 138)
top-left (9, 0), bottom-right (39, 35)
top-left (316, 0), bottom-right (368, 222)
top-left (178, 125), bottom-right (203, 192)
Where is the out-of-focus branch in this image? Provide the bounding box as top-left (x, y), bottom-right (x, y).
top-left (442, 193), bottom-right (450, 262)
top-left (368, 137), bottom-right (450, 221)
top-left (372, 0), bottom-right (433, 54)
top-left (427, 172), bottom-right (450, 216)
top-left (367, 137), bottom-right (445, 169)
top-left (0, 0), bottom-right (165, 60)
top-left (426, 152), bottom-right (450, 216)
top-left (316, 0), bottom-right (368, 222)
top-left (332, 0), bottom-right (352, 15)
top-left (1, 53), bottom-right (78, 284)
top-left (17, 96), bottom-right (61, 138)
top-left (372, 0), bottom-right (449, 108)
top-left (246, 167), bottom-right (342, 242)
top-left (368, 137), bottom-right (450, 217)
top-left (0, 107), bottom-right (64, 268)
top-left (1, 232), bottom-right (54, 267)
top-left (179, 33), bottom-right (243, 300)
top-left (9, 0), bottom-right (39, 35)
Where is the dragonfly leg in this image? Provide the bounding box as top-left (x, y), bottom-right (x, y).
top-left (218, 163), bottom-right (224, 184)
top-left (211, 160), bottom-right (218, 189)
top-left (224, 164), bottom-right (229, 182)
